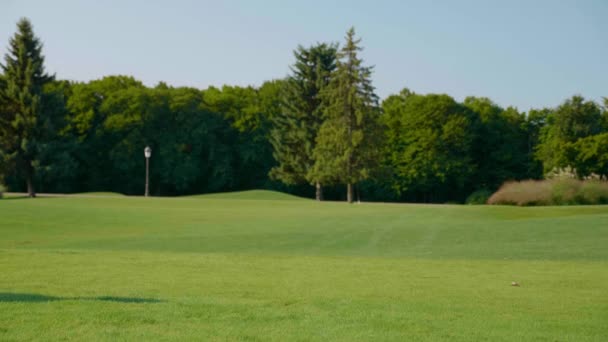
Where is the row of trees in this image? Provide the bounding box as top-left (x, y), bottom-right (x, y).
top-left (1, 19), bottom-right (607, 202)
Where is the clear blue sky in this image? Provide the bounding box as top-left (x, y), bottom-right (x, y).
top-left (1, 0), bottom-right (606, 111)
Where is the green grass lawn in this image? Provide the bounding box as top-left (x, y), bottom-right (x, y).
top-left (0, 191), bottom-right (607, 341)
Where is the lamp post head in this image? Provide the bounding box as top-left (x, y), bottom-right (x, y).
top-left (144, 146), bottom-right (152, 159)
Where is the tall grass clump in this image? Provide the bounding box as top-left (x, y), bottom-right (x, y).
top-left (488, 179), bottom-right (608, 206)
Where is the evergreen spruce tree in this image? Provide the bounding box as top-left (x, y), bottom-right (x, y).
top-left (269, 43), bottom-right (337, 200)
top-left (309, 27), bottom-right (381, 203)
top-left (0, 18), bottom-right (54, 197)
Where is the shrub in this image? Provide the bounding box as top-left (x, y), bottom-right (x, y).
top-left (0, 184), bottom-right (5, 199)
top-left (551, 179), bottom-right (580, 205)
top-left (487, 180), bottom-right (552, 206)
top-left (577, 181), bottom-right (608, 204)
top-left (488, 179), bottom-right (608, 206)
top-left (465, 189), bottom-right (493, 205)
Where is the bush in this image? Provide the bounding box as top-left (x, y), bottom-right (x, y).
top-left (550, 178), bottom-right (579, 204)
top-left (488, 179), bottom-right (608, 206)
top-left (577, 181), bottom-right (608, 204)
top-left (465, 189), bottom-right (493, 205)
top-left (0, 184), bottom-right (5, 199)
top-left (487, 180), bottom-right (551, 206)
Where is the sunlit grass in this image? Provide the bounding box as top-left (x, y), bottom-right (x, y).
top-left (0, 195), bottom-right (606, 340)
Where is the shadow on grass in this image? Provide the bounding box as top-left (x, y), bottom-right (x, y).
top-left (0, 293), bottom-right (59, 302)
top-left (0, 292), bottom-right (164, 304)
top-left (94, 296), bottom-right (163, 303)
top-left (0, 196), bottom-right (31, 201)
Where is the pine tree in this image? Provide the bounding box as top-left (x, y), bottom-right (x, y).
top-left (309, 27), bottom-right (382, 203)
top-left (269, 43), bottom-right (337, 200)
top-left (0, 18), bottom-right (54, 197)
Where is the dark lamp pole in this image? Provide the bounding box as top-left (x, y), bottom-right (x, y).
top-left (144, 146), bottom-right (151, 197)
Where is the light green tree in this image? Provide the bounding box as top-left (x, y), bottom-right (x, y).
top-left (536, 95), bottom-right (603, 177)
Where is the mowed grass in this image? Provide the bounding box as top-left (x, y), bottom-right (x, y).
top-left (0, 191), bottom-right (607, 341)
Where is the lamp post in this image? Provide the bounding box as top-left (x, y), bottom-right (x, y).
top-left (144, 146), bottom-right (151, 197)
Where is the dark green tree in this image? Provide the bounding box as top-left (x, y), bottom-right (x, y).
top-left (203, 82), bottom-right (280, 191)
top-left (465, 97), bottom-right (529, 190)
top-left (269, 43), bottom-right (337, 200)
top-left (61, 77), bottom-right (242, 196)
top-left (0, 18), bottom-right (54, 197)
top-left (603, 97), bottom-right (608, 131)
top-left (0, 74), bottom-right (7, 183)
top-left (524, 107), bottom-right (551, 178)
top-left (33, 80), bottom-right (77, 193)
top-left (62, 76), bottom-right (146, 193)
top-left (383, 92), bottom-right (476, 202)
top-left (310, 28), bottom-right (381, 203)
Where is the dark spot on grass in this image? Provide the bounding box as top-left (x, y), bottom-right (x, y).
top-left (0, 293), bottom-right (60, 302)
top-left (94, 296), bottom-right (164, 303)
top-left (0, 292), bottom-right (164, 304)
top-left (0, 196), bottom-right (30, 201)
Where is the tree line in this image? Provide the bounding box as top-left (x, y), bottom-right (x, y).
top-left (1, 18), bottom-right (607, 202)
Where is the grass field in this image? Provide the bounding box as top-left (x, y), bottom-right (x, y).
top-left (1, 191), bottom-right (607, 341)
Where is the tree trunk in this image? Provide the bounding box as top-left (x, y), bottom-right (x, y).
top-left (26, 162), bottom-right (36, 198)
top-left (347, 183), bottom-right (353, 203)
top-left (315, 182), bottom-right (323, 201)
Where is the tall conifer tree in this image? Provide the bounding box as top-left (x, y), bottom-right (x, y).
top-left (269, 43), bottom-right (337, 200)
top-left (0, 18), bottom-right (54, 197)
top-left (309, 28), bottom-right (381, 203)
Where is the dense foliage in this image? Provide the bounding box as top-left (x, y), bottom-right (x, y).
top-left (383, 91), bottom-right (476, 202)
top-left (1, 19), bottom-right (607, 202)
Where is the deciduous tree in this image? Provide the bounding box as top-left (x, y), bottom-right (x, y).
top-left (383, 93), bottom-right (476, 202)
top-left (536, 95), bottom-right (603, 176)
top-left (465, 97), bottom-right (529, 190)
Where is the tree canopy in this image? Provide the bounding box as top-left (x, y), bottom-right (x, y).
top-left (536, 95), bottom-right (605, 177)
top-left (383, 92), bottom-right (476, 202)
top-left (1, 20), bottom-right (607, 203)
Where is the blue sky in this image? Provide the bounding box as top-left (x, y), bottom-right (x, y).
top-left (1, 0), bottom-right (606, 111)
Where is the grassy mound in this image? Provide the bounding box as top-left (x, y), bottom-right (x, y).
top-left (488, 179), bottom-right (608, 206)
top-left (187, 189), bottom-right (307, 201)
